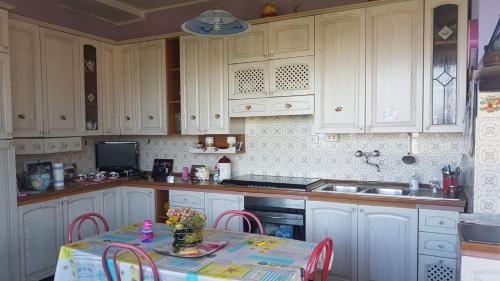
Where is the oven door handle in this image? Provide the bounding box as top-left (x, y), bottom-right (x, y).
top-left (258, 215), bottom-right (290, 220)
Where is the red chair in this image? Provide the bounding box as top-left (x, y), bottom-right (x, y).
top-left (102, 242), bottom-right (159, 281)
top-left (304, 237), bottom-right (334, 281)
top-left (68, 212), bottom-right (110, 243)
top-left (213, 210), bottom-right (265, 234)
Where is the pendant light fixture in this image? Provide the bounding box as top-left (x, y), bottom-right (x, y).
top-left (181, 9), bottom-right (250, 36)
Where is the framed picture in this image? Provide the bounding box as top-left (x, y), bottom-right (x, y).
top-left (152, 159), bottom-right (174, 179)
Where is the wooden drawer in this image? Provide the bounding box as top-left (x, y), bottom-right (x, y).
top-left (419, 232), bottom-right (458, 259)
top-left (229, 99), bottom-right (268, 117)
top-left (269, 95), bottom-right (314, 115)
top-left (419, 209), bottom-right (459, 235)
top-left (169, 190), bottom-right (204, 209)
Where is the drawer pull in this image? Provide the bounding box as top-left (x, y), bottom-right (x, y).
top-left (438, 244), bottom-right (444, 249)
top-left (148, 115), bottom-right (154, 120)
top-left (18, 113), bottom-right (26, 119)
top-left (245, 105), bottom-right (252, 111)
top-left (190, 115), bottom-right (196, 120)
top-left (126, 116), bottom-right (131, 121)
top-left (439, 220), bottom-right (444, 225)
top-left (215, 114), bottom-right (221, 119)
top-left (334, 106), bottom-right (343, 112)
top-left (285, 103), bottom-right (292, 109)
top-left (59, 115), bottom-right (67, 121)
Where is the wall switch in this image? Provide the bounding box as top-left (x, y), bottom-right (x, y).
top-left (325, 134), bottom-right (339, 142)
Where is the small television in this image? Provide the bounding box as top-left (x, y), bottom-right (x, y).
top-left (95, 141), bottom-right (139, 172)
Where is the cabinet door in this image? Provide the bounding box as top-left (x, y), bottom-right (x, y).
top-left (0, 141), bottom-right (18, 281)
top-left (19, 200), bottom-right (64, 281)
top-left (366, 0), bottom-right (423, 133)
top-left (358, 205), bottom-right (418, 281)
top-left (102, 188), bottom-right (123, 230)
top-left (204, 37), bottom-right (229, 134)
top-left (0, 52), bottom-right (11, 139)
top-left (418, 254), bottom-right (458, 281)
top-left (461, 256), bottom-right (500, 281)
top-left (314, 9), bottom-right (366, 134)
top-left (205, 193), bottom-right (244, 232)
top-left (0, 9), bottom-right (9, 53)
top-left (228, 24), bottom-right (268, 64)
top-left (269, 56), bottom-right (314, 97)
top-left (180, 36), bottom-right (202, 135)
top-left (229, 61), bottom-right (269, 100)
top-left (64, 191), bottom-right (102, 243)
top-left (423, 0), bottom-right (467, 133)
top-left (268, 16), bottom-right (314, 59)
top-left (306, 201), bottom-right (357, 281)
top-left (122, 187), bottom-right (155, 225)
top-left (9, 20), bottom-right (43, 138)
top-left (136, 40), bottom-right (166, 135)
top-left (40, 28), bottom-right (82, 137)
top-left (100, 43), bottom-right (121, 135)
top-left (119, 44), bottom-right (139, 134)
top-left (81, 38), bottom-right (103, 136)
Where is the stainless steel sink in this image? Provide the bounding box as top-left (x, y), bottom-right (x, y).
top-left (361, 188), bottom-right (410, 196)
top-left (314, 185), bottom-right (366, 193)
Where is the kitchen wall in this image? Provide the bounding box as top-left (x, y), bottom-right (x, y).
top-left (16, 116), bottom-right (464, 185)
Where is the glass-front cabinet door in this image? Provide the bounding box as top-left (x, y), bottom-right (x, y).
top-left (81, 38), bottom-right (103, 135)
top-left (423, 0), bottom-right (467, 132)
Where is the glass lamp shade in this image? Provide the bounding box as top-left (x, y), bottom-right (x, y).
top-left (181, 9), bottom-right (250, 36)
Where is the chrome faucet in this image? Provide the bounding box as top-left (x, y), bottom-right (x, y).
top-left (355, 150), bottom-right (381, 172)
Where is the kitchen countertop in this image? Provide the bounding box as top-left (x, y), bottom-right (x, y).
top-left (459, 214), bottom-right (500, 260)
top-left (17, 177), bottom-right (467, 210)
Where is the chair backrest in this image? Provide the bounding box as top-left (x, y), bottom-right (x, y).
top-left (304, 237), bottom-right (334, 281)
top-left (102, 242), bottom-right (159, 281)
top-left (213, 210), bottom-right (265, 234)
top-left (68, 212), bottom-right (110, 243)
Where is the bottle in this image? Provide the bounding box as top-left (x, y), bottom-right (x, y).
top-left (218, 156), bottom-right (231, 181)
top-left (213, 166), bottom-right (220, 183)
top-left (409, 175), bottom-right (419, 191)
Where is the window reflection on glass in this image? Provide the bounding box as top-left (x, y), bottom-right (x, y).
top-left (432, 4), bottom-right (458, 125)
top-left (84, 44), bottom-right (98, 130)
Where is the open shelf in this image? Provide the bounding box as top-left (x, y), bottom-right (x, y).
top-left (166, 38), bottom-right (181, 135)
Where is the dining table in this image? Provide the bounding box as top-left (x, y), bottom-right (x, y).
top-left (54, 222), bottom-right (325, 281)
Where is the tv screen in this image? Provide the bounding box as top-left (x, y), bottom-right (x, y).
top-left (95, 141), bottom-right (139, 171)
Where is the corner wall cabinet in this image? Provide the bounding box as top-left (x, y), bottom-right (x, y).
top-left (0, 51), bottom-right (11, 139)
top-left (80, 38), bottom-right (103, 135)
top-left (100, 43), bottom-right (121, 135)
top-left (423, 0), bottom-right (468, 133)
top-left (0, 9), bottom-right (9, 53)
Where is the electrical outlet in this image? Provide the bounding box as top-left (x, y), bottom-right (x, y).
top-left (325, 134), bottom-right (339, 142)
top-left (307, 135), bottom-right (319, 144)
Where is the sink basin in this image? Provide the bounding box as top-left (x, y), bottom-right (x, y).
top-left (315, 185), bottom-right (365, 193)
top-left (362, 188), bottom-right (410, 196)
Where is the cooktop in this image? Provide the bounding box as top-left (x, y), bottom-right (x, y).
top-left (222, 175), bottom-right (322, 191)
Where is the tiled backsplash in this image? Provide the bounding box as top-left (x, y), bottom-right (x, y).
top-left (16, 116), bottom-right (464, 185)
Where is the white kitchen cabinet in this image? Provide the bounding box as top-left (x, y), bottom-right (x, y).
top-left (118, 44), bottom-right (139, 134)
top-left (169, 190), bottom-right (205, 209)
top-left (365, 0), bottom-right (423, 133)
top-left (63, 191), bottom-right (102, 243)
top-left (0, 9), bottom-right (9, 53)
top-left (100, 43), bottom-right (121, 135)
top-left (18, 199), bottom-right (65, 281)
top-left (180, 36), bottom-right (202, 135)
top-left (423, 0), bottom-right (467, 133)
top-left (419, 254), bottom-right (458, 281)
top-left (122, 187), bottom-right (155, 225)
top-left (102, 187), bottom-right (123, 230)
top-left (461, 256), bottom-right (500, 281)
top-left (228, 24), bottom-right (268, 64)
top-left (306, 201), bottom-right (357, 281)
top-left (357, 205), bottom-right (418, 281)
top-left (136, 40), bottom-right (166, 135)
top-left (0, 141), bottom-right (19, 281)
top-left (0, 51), bottom-right (11, 139)
top-left (9, 20), bottom-right (43, 138)
top-left (314, 9), bottom-right (366, 134)
top-left (228, 61), bottom-right (269, 100)
top-left (268, 16), bottom-right (314, 59)
top-left (205, 193), bottom-right (244, 232)
top-left (40, 28), bottom-right (82, 137)
top-left (229, 95), bottom-right (314, 118)
top-left (269, 56), bottom-right (314, 97)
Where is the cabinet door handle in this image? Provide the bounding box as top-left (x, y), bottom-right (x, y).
top-left (126, 116), bottom-right (131, 121)
top-left (438, 244), bottom-right (444, 249)
top-left (285, 103), bottom-right (292, 109)
top-left (190, 115), bottom-right (196, 120)
top-left (359, 208), bottom-right (364, 212)
top-left (148, 115), bottom-right (154, 120)
top-left (438, 220), bottom-right (444, 225)
top-left (59, 115), bottom-right (66, 121)
top-left (18, 113), bottom-right (26, 119)
top-left (334, 106), bottom-right (343, 112)
top-left (245, 105), bottom-right (252, 111)
top-left (214, 114), bottom-right (221, 119)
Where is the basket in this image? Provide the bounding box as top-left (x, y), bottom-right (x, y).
top-left (172, 224), bottom-right (204, 250)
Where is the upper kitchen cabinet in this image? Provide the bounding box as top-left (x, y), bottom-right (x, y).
top-left (423, 0), bottom-right (467, 133)
top-left (9, 20), bottom-right (43, 138)
top-left (100, 43), bottom-right (121, 135)
top-left (0, 9), bottom-right (9, 53)
top-left (80, 38), bottom-right (103, 136)
top-left (365, 0), bottom-right (423, 133)
top-left (40, 28), bottom-right (82, 137)
top-left (228, 17), bottom-right (314, 64)
top-left (269, 56), bottom-right (314, 97)
top-left (0, 51), bottom-right (11, 139)
top-left (314, 9), bottom-right (366, 134)
top-left (228, 61), bottom-right (269, 100)
top-left (180, 36), bottom-right (202, 135)
top-left (118, 44), bottom-right (139, 134)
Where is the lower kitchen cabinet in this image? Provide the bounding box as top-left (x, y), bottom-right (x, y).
top-left (64, 191), bottom-right (102, 243)
top-left (418, 254), bottom-right (458, 281)
top-left (306, 201), bottom-right (357, 281)
top-left (102, 187), bottom-right (123, 230)
top-left (205, 193), bottom-right (244, 232)
top-left (18, 199), bottom-right (65, 281)
top-left (122, 186), bottom-right (155, 224)
top-left (306, 202), bottom-right (418, 281)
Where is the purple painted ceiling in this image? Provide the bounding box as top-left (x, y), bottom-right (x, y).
top-left (6, 0), bottom-right (365, 41)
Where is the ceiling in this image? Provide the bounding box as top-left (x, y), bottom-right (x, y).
top-left (46, 0), bottom-right (210, 25)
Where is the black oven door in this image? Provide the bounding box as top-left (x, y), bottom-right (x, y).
top-left (244, 210), bottom-right (305, 241)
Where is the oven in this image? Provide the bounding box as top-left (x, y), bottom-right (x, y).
top-left (244, 196), bottom-right (305, 241)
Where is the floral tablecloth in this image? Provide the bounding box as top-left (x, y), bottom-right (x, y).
top-left (54, 223), bottom-right (321, 281)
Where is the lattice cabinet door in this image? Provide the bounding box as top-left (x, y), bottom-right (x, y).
top-left (228, 61), bottom-right (269, 100)
top-left (269, 56), bottom-right (314, 97)
top-left (418, 254), bottom-right (458, 281)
